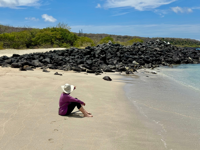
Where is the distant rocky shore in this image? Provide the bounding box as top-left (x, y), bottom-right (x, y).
top-left (0, 39), bottom-right (200, 75)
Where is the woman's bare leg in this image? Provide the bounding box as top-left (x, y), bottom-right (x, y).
top-left (84, 110), bottom-right (92, 115)
top-left (81, 105), bottom-right (92, 115)
top-left (79, 106), bottom-right (93, 117)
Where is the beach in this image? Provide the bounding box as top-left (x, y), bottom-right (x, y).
top-left (0, 61), bottom-right (164, 149)
top-left (0, 49), bottom-right (200, 150)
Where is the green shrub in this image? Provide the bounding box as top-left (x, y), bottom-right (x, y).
top-left (32, 27), bottom-right (78, 47)
top-left (0, 27), bottom-right (77, 49)
top-left (0, 42), bottom-right (3, 49)
top-left (53, 44), bottom-right (59, 48)
top-left (62, 43), bottom-right (70, 48)
top-left (0, 30), bottom-right (33, 49)
top-left (39, 43), bottom-right (53, 48)
top-left (99, 36), bottom-right (115, 44)
top-left (74, 37), bottom-right (95, 47)
top-left (124, 38), bottom-right (143, 46)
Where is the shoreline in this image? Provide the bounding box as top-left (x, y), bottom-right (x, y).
top-left (124, 67), bottom-right (200, 150)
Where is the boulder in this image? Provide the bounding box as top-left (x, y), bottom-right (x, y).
top-left (12, 54), bottom-right (20, 57)
top-left (32, 60), bottom-right (42, 67)
top-left (19, 67), bottom-right (26, 71)
top-left (43, 58), bottom-right (51, 64)
top-left (126, 71), bottom-right (134, 74)
top-left (43, 69), bottom-right (50, 72)
top-left (23, 65), bottom-right (33, 71)
top-left (86, 70), bottom-right (96, 73)
top-left (11, 63), bottom-right (21, 68)
top-left (103, 76), bottom-right (112, 81)
top-left (5, 59), bottom-right (12, 64)
top-left (1, 63), bottom-right (10, 67)
top-left (103, 67), bottom-right (115, 72)
top-left (95, 72), bottom-right (101, 75)
top-left (54, 72), bottom-right (62, 76)
top-left (72, 66), bottom-right (82, 72)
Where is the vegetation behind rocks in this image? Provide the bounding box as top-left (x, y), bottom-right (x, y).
top-left (74, 37), bottom-right (95, 47)
top-left (76, 32), bottom-right (200, 48)
top-left (0, 26), bottom-right (78, 49)
top-left (0, 24), bottom-right (200, 49)
top-left (99, 36), bottom-right (115, 44)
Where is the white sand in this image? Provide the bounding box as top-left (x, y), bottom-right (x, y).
top-left (0, 49), bottom-right (165, 150)
top-left (0, 48), bottom-right (66, 57)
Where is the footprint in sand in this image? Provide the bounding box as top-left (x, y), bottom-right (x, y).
top-left (54, 129), bottom-right (58, 131)
top-left (48, 138), bottom-right (54, 143)
top-left (50, 121), bottom-right (56, 124)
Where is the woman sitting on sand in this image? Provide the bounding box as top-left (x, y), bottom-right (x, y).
top-left (59, 83), bottom-right (93, 117)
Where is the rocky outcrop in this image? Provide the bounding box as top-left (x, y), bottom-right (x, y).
top-left (0, 39), bottom-right (199, 73)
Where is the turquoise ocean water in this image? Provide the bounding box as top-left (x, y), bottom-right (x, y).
top-left (161, 64), bottom-right (200, 92)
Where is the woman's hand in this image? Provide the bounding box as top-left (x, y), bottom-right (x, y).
top-left (82, 102), bottom-right (86, 106)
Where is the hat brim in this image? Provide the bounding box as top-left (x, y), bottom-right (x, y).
top-left (61, 85), bottom-right (75, 94)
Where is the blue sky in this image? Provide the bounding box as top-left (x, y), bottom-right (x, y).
top-left (0, 0), bottom-right (200, 40)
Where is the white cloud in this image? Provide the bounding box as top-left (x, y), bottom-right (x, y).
top-left (171, 6), bottom-right (193, 13)
top-left (0, 0), bottom-right (40, 8)
top-left (154, 9), bottom-right (170, 17)
top-left (188, 8), bottom-right (193, 13)
top-left (171, 6), bottom-right (183, 13)
top-left (112, 12), bottom-right (129, 16)
top-left (42, 14), bottom-right (57, 22)
top-left (96, 3), bottom-right (101, 8)
top-left (104, 0), bottom-right (176, 11)
top-left (192, 7), bottom-right (200, 10)
top-left (71, 24), bottom-right (200, 39)
top-left (25, 17), bottom-right (39, 21)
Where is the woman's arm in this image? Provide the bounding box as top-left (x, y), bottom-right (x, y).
top-left (67, 95), bottom-right (84, 105)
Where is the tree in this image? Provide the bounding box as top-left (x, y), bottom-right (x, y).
top-left (56, 22), bottom-right (71, 31)
top-left (99, 36), bottom-right (114, 44)
top-left (74, 37), bottom-right (95, 47)
top-left (125, 38), bottom-right (143, 45)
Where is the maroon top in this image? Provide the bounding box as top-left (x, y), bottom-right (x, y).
top-left (59, 93), bottom-right (84, 116)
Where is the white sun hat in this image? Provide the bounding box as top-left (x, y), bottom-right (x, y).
top-left (61, 83), bottom-right (75, 94)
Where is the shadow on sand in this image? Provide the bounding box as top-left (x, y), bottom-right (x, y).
top-left (66, 111), bottom-right (84, 118)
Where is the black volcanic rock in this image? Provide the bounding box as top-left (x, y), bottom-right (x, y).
top-left (23, 65), bottom-right (33, 71)
top-left (12, 54), bottom-right (20, 57)
top-left (19, 67), bottom-right (26, 71)
top-left (0, 40), bottom-right (200, 75)
top-left (95, 72), bottom-right (101, 75)
top-left (5, 59), bottom-right (12, 64)
top-left (103, 76), bottom-right (112, 81)
top-left (32, 60), bottom-right (42, 67)
top-left (43, 69), bottom-right (50, 72)
top-left (11, 63), bottom-right (21, 68)
top-left (54, 72), bottom-right (62, 76)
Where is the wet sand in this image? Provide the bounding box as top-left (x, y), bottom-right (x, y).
top-left (124, 68), bottom-right (200, 150)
